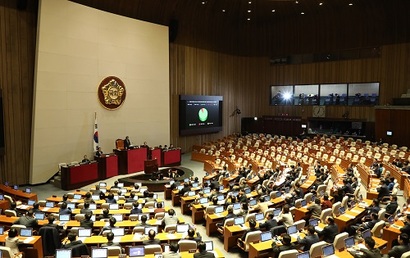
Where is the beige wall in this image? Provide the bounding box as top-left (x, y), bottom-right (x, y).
top-left (30, 0), bottom-right (170, 184)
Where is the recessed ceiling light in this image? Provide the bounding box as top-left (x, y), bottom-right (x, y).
top-left (222, 9), bottom-right (226, 12)
top-left (272, 9), bottom-right (276, 12)
top-left (248, 1), bottom-right (252, 4)
top-left (349, 3), bottom-right (353, 5)
top-left (247, 17), bottom-right (251, 21)
top-left (319, 2), bottom-right (323, 6)
top-left (248, 10), bottom-right (251, 13)
top-left (301, 12), bottom-right (305, 15)
top-left (201, 1), bottom-right (206, 4)
top-left (295, 0), bottom-right (299, 4)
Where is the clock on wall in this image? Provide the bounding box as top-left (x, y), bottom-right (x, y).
top-left (313, 106), bottom-right (326, 117)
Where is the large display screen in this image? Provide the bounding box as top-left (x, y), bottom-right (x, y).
top-left (179, 95), bottom-right (223, 136)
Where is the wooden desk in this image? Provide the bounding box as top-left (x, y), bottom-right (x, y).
top-left (334, 201), bottom-right (370, 231)
top-left (206, 211), bottom-right (227, 236)
top-left (0, 235), bottom-right (43, 258)
top-left (300, 175), bottom-right (316, 193)
top-left (382, 219), bottom-right (404, 250)
top-left (0, 215), bottom-right (48, 227)
top-left (164, 185), bottom-right (172, 200)
top-left (191, 204), bottom-right (205, 224)
top-left (334, 236), bottom-right (388, 257)
top-left (224, 223), bottom-right (248, 251)
top-left (0, 184), bottom-right (38, 202)
top-left (180, 196), bottom-right (196, 215)
top-left (294, 207), bottom-right (309, 222)
top-left (172, 190), bottom-right (181, 207)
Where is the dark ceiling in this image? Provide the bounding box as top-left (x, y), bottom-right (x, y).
top-left (69, 0), bottom-right (410, 56)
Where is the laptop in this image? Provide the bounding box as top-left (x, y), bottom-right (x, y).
top-left (0, 226), bottom-right (4, 235)
top-left (90, 215), bottom-right (96, 222)
top-left (0, 194), bottom-right (3, 200)
top-left (261, 231), bottom-right (272, 242)
top-left (111, 227), bottom-right (125, 236)
top-left (339, 207), bottom-right (346, 215)
top-left (89, 203), bottom-right (97, 210)
top-left (184, 178), bottom-right (190, 183)
top-left (112, 214), bottom-right (123, 222)
top-left (91, 248), bottom-right (108, 258)
top-left (100, 188), bottom-right (107, 193)
top-left (276, 191), bottom-right (282, 197)
top-left (13, 185), bottom-right (18, 190)
top-left (27, 199), bottom-right (35, 206)
top-left (25, 188), bottom-right (31, 193)
top-left (322, 244), bottom-right (339, 258)
top-left (73, 194), bottom-right (82, 200)
top-left (177, 185), bottom-right (184, 191)
top-left (34, 212), bottom-right (45, 220)
top-left (244, 188), bottom-right (251, 194)
top-left (287, 225), bottom-right (299, 237)
top-left (219, 185), bottom-right (224, 191)
top-left (233, 203), bottom-right (241, 210)
top-left (67, 203), bottom-right (76, 209)
top-left (129, 246), bottom-right (145, 257)
top-left (188, 191), bottom-right (196, 197)
top-left (45, 202), bottom-right (54, 208)
top-left (176, 224), bottom-right (190, 233)
top-left (113, 195), bottom-right (119, 201)
top-left (78, 228), bottom-right (92, 237)
top-left (362, 229), bottom-right (371, 239)
top-left (92, 195), bottom-right (100, 201)
top-left (249, 199), bottom-right (257, 206)
top-left (234, 216), bottom-right (245, 226)
top-left (215, 206), bottom-right (224, 214)
top-left (205, 240), bottom-right (214, 251)
top-left (55, 249), bottom-right (72, 258)
top-left (264, 195), bottom-right (271, 202)
top-left (297, 251), bottom-right (310, 258)
top-left (144, 226), bottom-right (158, 235)
top-left (309, 218), bottom-right (320, 227)
top-left (217, 195), bottom-right (224, 201)
top-left (344, 236), bottom-right (355, 248)
top-left (232, 191), bottom-right (239, 197)
top-left (255, 213), bottom-right (264, 222)
top-left (117, 183), bottom-right (124, 188)
top-left (192, 183), bottom-right (199, 188)
top-left (20, 228), bottom-right (33, 237)
top-left (59, 214), bottom-right (70, 223)
top-left (199, 197), bottom-right (208, 204)
top-left (273, 209), bottom-right (281, 217)
top-left (203, 187), bottom-right (211, 194)
top-left (110, 203), bottom-right (119, 210)
top-left (301, 200), bottom-right (307, 207)
top-left (153, 194), bottom-right (158, 199)
top-left (99, 182), bottom-right (107, 187)
top-left (388, 215), bottom-right (395, 224)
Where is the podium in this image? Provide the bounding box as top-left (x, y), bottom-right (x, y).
top-left (96, 154), bottom-right (118, 179)
top-left (151, 148), bottom-right (162, 167)
top-left (114, 148), bottom-right (148, 174)
top-left (144, 159), bottom-right (158, 175)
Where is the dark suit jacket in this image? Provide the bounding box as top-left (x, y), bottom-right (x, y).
top-left (351, 248), bottom-right (382, 258)
top-left (63, 240), bottom-right (83, 249)
top-left (388, 244), bottom-right (410, 258)
top-left (318, 224), bottom-right (338, 243)
top-left (14, 216), bottom-right (38, 228)
top-left (385, 201), bottom-right (398, 215)
top-left (193, 251), bottom-right (216, 258)
top-left (259, 219), bottom-right (278, 231)
top-left (400, 222), bottom-right (410, 235)
top-left (142, 239), bottom-right (161, 245)
top-left (297, 234), bottom-right (319, 251)
top-left (271, 243), bottom-right (296, 258)
top-left (80, 219), bottom-right (94, 229)
top-left (131, 208), bottom-right (142, 214)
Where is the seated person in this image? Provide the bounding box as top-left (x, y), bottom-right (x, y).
top-left (101, 232), bottom-right (121, 247)
top-left (92, 185), bottom-right (101, 196)
top-left (307, 198), bottom-right (322, 219)
top-left (101, 217), bottom-right (117, 233)
top-left (98, 209), bottom-right (111, 221)
top-left (163, 242), bottom-right (181, 258)
top-left (6, 228), bottom-right (22, 258)
top-left (110, 181), bottom-right (120, 190)
top-left (137, 215), bottom-right (149, 227)
top-left (83, 192), bottom-right (95, 204)
top-left (216, 205), bottom-right (235, 228)
top-left (388, 233), bottom-right (410, 258)
top-left (297, 225), bottom-right (319, 251)
top-left (259, 213), bottom-right (277, 231)
top-left (142, 229), bottom-right (161, 245)
top-left (81, 155), bottom-right (90, 164)
top-left (271, 234), bottom-right (296, 258)
top-left (32, 202), bottom-right (42, 213)
top-left (349, 213), bottom-right (379, 236)
top-left (348, 237), bottom-right (381, 258)
top-left (237, 219), bottom-right (258, 247)
top-left (131, 201), bottom-right (142, 214)
top-left (185, 228), bottom-right (202, 242)
top-left (194, 241), bottom-right (215, 258)
top-left (385, 196), bottom-right (399, 218)
top-left (80, 202), bottom-right (93, 215)
top-left (317, 216), bottom-right (338, 243)
top-left (59, 202), bottom-right (72, 215)
top-left (276, 204), bottom-right (294, 227)
top-left (106, 193), bottom-right (117, 204)
top-left (126, 192), bottom-right (136, 203)
top-left (14, 209), bottom-right (38, 228)
top-left (79, 213), bottom-right (94, 229)
top-left (62, 232), bottom-right (83, 249)
top-left (154, 202), bottom-right (166, 213)
top-left (43, 214), bottom-right (65, 237)
top-left (163, 209), bottom-right (179, 227)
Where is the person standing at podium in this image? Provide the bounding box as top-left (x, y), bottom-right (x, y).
top-left (95, 146), bottom-right (103, 158)
top-left (124, 136), bottom-right (132, 149)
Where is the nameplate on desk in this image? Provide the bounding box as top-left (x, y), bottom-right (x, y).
top-left (343, 214), bottom-right (356, 219)
top-left (42, 207), bottom-right (50, 211)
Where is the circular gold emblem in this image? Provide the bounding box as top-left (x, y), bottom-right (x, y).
top-left (97, 76), bottom-right (126, 110)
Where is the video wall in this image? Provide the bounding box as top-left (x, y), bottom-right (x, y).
top-left (270, 82), bottom-right (379, 106)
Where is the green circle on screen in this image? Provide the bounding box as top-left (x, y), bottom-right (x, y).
top-left (198, 108), bottom-right (208, 122)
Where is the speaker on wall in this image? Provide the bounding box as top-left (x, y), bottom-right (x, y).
top-left (169, 19), bottom-right (179, 43)
top-left (0, 89), bottom-right (5, 155)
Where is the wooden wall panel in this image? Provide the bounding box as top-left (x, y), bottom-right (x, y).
top-left (0, 0), bottom-right (37, 184)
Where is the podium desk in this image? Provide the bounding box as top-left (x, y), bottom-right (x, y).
top-left (0, 184), bottom-right (38, 202)
top-left (191, 204), bottom-right (205, 224)
top-left (300, 175), bottom-right (317, 193)
top-left (96, 154), bottom-right (118, 179)
top-left (61, 162), bottom-right (99, 190)
top-left (0, 234), bottom-right (43, 258)
top-left (151, 148), bottom-right (162, 167)
top-left (164, 185), bottom-right (172, 200)
top-left (114, 148), bottom-right (147, 174)
top-left (163, 148), bottom-right (182, 166)
top-left (172, 190), bottom-right (181, 207)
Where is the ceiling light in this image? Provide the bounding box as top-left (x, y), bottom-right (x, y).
top-left (248, 1), bottom-right (252, 4)
top-left (201, 1), bottom-right (206, 4)
top-left (272, 9), bottom-right (276, 12)
top-left (349, 3), bottom-right (353, 5)
top-left (301, 12), bottom-right (305, 15)
top-left (222, 9), bottom-right (226, 12)
top-left (247, 17), bottom-right (251, 21)
top-left (295, 0), bottom-right (299, 4)
top-left (248, 10), bottom-right (251, 13)
top-left (319, 2), bottom-right (323, 5)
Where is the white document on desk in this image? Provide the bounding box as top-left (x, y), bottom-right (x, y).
top-left (343, 214), bottom-right (356, 219)
top-left (23, 237), bottom-right (35, 244)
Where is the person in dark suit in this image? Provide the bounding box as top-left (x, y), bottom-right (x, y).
top-left (97, 209), bottom-right (111, 221)
top-left (131, 201), bottom-right (142, 214)
top-left (297, 225), bottom-right (319, 251)
top-left (400, 214), bottom-right (410, 235)
top-left (79, 213), bottom-right (94, 229)
top-left (59, 202), bottom-right (72, 215)
top-left (259, 213), bottom-right (278, 231)
top-left (80, 202), bottom-right (93, 215)
top-left (317, 216), bottom-right (338, 243)
top-left (184, 228), bottom-right (202, 242)
top-left (95, 146), bottom-right (103, 158)
top-left (349, 237), bottom-right (382, 258)
top-left (43, 214), bottom-right (64, 237)
top-left (216, 205), bottom-right (235, 228)
top-left (272, 234), bottom-right (296, 258)
top-left (124, 136), bottom-right (132, 149)
top-left (142, 230), bottom-right (161, 245)
top-left (237, 219), bottom-right (258, 247)
top-left (62, 232), bottom-right (83, 249)
top-left (388, 233), bottom-right (410, 258)
top-left (194, 241), bottom-right (215, 258)
top-left (385, 195), bottom-right (399, 217)
top-left (14, 209), bottom-right (38, 228)
top-left (81, 155), bottom-right (90, 164)
top-left (101, 217), bottom-right (117, 233)
top-left (377, 180), bottom-right (390, 200)
top-left (101, 232), bottom-right (121, 247)
top-left (106, 193), bottom-right (117, 204)
top-left (136, 215), bottom-right (149, 227)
